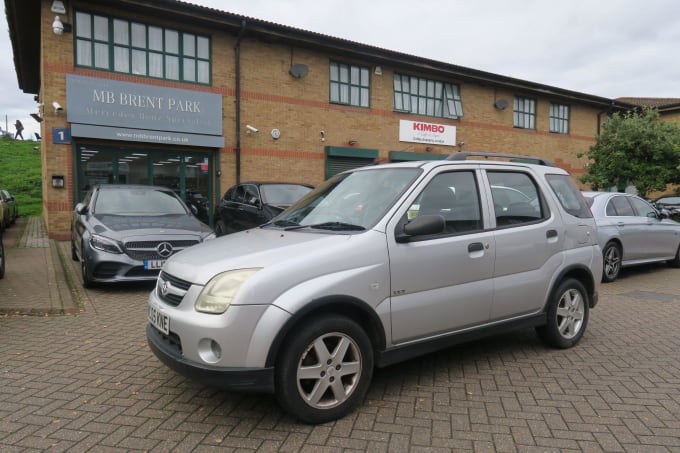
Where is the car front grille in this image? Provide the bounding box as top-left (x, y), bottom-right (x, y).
top-left (124, 240), bottom-right (199, 261)
top-left (157, 271), bottom-right (192, 306)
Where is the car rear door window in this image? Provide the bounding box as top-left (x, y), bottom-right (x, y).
top-left (488, 171), bottom-right (544, 226)
top-left (609, 196), bottom-right (635, 216)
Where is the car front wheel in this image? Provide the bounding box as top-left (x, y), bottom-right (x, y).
top-left (275, 315), bottom-right (373, 424)
top-left (602, 242), bottom-right (621, 282)
top-left (537, 278), bottom-right (589, 349)
top-left (81, 243), bottom-right (93, 288)
top-left (668, 244), bottom-right (680, 268)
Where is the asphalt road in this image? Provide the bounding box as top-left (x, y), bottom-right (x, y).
top-left (1, 261), bottom-right (679, 452)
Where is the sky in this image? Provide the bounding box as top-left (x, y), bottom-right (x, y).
top-left (2, 0), bottom-right (680, 140)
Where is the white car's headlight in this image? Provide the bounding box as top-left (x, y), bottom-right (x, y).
top-left (90, 234), bottom-right (123, 254)
top-left (195, 268), bottom-right (261, 314)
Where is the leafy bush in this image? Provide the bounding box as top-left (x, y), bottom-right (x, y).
top-left (0, 139), bottom-right (42, 216)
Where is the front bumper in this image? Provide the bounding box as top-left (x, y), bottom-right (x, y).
top-left (147, 324), bottom-right (275, 392)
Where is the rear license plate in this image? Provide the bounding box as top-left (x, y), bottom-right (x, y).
top-left (144, 259), bottom-right (165, 270)
top-left (148, 304), bottom-right (169, 335)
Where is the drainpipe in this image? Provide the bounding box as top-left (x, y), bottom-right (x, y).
top-left (234, 20), bottom-right (246, 184)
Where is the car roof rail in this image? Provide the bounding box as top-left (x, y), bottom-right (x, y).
top-left (446, 151), bottom-right (555, 167)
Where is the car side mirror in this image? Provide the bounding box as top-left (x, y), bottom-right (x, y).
top-left (658, 208), bottom-right (670, 219)
top-left (395, 214), bottom-right (445, 243)
top-left (75, 202), bottom-right (87, 215)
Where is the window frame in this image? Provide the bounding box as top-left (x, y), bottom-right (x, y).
top-left (513, 96), bottom-right (536, 130)
top-left (393, 73), bottom-right (464, 119)
top-left (74, 10), bottom-right (211, 85)
top-left (549, 102), bottom-right (570, 134)
top-left (329, 61), bottom-right (371, 108)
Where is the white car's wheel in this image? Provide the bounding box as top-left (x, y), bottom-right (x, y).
top-left (537, 278), bottom-right (589, 349)
top-left (275, 315), bottom-right (373, 424)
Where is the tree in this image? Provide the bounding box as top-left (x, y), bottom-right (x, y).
top-left (580, 107), bottom-right (680, 197)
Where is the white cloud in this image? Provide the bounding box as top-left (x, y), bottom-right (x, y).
top-left (3, 0), bottom-right (680, 139)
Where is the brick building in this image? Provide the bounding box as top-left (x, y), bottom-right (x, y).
top-left (7, 0), bottom-right (635, 239)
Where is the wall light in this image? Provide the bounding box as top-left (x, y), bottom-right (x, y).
top-left (374, 66), bottom-right (382, 75)
top-left (348, 139), bottom-right (358, 146)
top-left (52, 16), bottom-right (72, 35)
top-left (30, 113), bottom-right (43, 123)
top-left (51, 175), bottom-right (65, 188)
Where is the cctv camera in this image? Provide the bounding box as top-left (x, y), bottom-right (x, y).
top-left (52, 101), bottom-right (63, 112)
top-left (245, 125), bottom-right (258, 133)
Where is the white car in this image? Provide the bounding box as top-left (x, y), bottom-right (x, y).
top-left (583, 191), bottom-right (680, 282)
top-left (148, 152), bottom-right (602, 423)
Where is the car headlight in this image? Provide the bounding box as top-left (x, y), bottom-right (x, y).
top-left (90, 234), bottom-right (123, 254)
top-left (195, 268), bottom-right (261, 314)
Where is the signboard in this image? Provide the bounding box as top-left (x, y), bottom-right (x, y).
top-left (71, 124), bottom-right (224, 148)
top-left (66, 74), bottom-right (223, 145)
top-left (399, 120), bottom-right (456, 146)
top-left (52, 127), bottom-right (71, 144)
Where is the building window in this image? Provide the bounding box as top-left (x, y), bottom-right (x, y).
top-left (550, 103), bottom-right (570, 134)
top-left (513, 96), bottom-right (536, 129)
top-left (329, 62), bottom-right (370, 107)
top-left (75, 11), bottom-right (211, 84)
top-left (393, 74), bottom-right (463, 119)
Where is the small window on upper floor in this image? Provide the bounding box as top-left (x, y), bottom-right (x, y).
top-left (514, 96), bottom-right (536, 129)
top-left (75, 11), bottom-right (211, 85)
top-left (550, 103), bottom-right (570, 134)
top-left (393, 74), bottom-right (463, 119)
top-left (330, 62), bottom-right (370, 107)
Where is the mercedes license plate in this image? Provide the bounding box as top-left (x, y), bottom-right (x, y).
top-left (144, 259), bottom-right (165, 270)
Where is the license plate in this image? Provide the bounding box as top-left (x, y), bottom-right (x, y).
top-left (148, 304), bottom-right (170, 335)
top-left (144, 259), bottom-right (165, 270)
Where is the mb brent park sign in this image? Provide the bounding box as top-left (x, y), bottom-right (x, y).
top-left (66, 74), bottom-right (224, 147)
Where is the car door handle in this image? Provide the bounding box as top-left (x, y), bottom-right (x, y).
top-left (468, 242), bottom-right (484, 253)
top-left (546, 229), bottom-right (558, 239)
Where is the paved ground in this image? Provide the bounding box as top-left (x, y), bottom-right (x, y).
top-left (1, 218), bottom-right (679, 451)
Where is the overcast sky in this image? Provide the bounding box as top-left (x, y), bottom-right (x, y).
top-left (2, 0), bottom-right (680, 139)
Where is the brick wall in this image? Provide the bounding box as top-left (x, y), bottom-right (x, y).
top-left (38, 0), bottom-right (601, 238)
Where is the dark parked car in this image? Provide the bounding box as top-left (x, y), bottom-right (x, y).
top-left (583, 191), bottom-right (680, 282)
top-left (171, 188), bottom-right (210, 224)
top-left (0, 190), bottom-right (18, 226)
top-left (214, 182), bottom-right (313, 236)
top-left (71, 184), bottom-right (215, 287)
top-left (652, 195), bottom-right (680, 215)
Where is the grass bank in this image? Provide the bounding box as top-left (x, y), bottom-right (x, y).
top-left (0, 136), bottom-right (42, 217)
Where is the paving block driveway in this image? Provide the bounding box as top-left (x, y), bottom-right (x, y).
top-left (2, 263), bottom-right (680, 452)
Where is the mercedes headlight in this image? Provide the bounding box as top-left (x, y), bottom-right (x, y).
top-left (90, 234), bottom-right (123, 254)
top-left (195, 268), bottom-right (261, 314)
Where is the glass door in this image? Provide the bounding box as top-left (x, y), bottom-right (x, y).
top-left (75, 145), bottom-right (214, 225)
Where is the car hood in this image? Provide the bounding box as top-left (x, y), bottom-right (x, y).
top-left (164, 227), bottom-right (363, 286)
top-left (92, 214), bottom-right (211, 237)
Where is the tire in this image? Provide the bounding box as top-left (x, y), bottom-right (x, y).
top-left (668, 244), bottom-right (680, 268)
top-left (81, 243), bottom-right (93, 288)
top-left (602, 242), bottom-right (621, 283)
top-left (275, 315), bottom-right (374, 424)
top-left (537, 278), bottom-right (589, 349)
top-left (214, 220), bottom-right (227, 237)
top-left (71, 240), bottom-right (79, 261)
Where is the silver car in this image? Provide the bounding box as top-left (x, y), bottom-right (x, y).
top-left (71, 184), bottom-right (215, 288)
top-left (147, 153), bottom-right (602, 423)
top-left (583, 191), bottom-right (680, 282)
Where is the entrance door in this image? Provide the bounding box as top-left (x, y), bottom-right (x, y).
top-left (76, 145), bottom-right (213, 225)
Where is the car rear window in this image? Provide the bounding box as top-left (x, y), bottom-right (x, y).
top-left (545, 174), bottom-right (592, 218)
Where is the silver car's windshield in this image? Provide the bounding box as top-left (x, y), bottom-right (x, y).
top-left (94, 188), bottom-right (188, 215)
top-left (270, 167), bottom-right (421, 231)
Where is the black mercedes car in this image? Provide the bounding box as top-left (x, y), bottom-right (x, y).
top-left (71, 184), bottom-right (215, 287)
top-left (214, 182), bottom-right (313, 236)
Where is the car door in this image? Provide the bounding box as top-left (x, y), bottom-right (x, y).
top-left (486, 169), bottom-right (564, 320)
top-left (388, 168), bottom-right (495, 345)
top-left (608, 195), bottom-right (647, 261)
top-left (220, 185), bottom-right (247, 233)
top-left (629, 196), bottom-right (679, 259)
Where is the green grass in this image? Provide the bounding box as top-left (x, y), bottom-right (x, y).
top-left (0, 136), bottom-right (43, 216)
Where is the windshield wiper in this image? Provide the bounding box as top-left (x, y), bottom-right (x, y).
top-left (262, 219), bottom-right (301, 228)
top-left (284, 221), bottom-right (365, 231)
